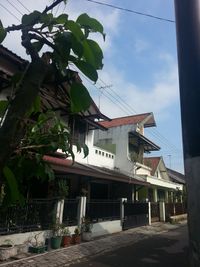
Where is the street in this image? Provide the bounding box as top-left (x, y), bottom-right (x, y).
top-left (70, 225), bottom-right (188, 267)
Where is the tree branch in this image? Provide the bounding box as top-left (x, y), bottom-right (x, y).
top-left (43, 0), bottom-right (64, 14)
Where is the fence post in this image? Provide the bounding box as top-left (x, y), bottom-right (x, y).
top-left (56, 199), bottom-right (65, 224)
top-left (159, 202), bottom-right (166, 222)
top-left (77, 196), bottom-right (86, 227)
top-left (148, 202), bottom-right (152, 225)
top-left (120, 198), bottom-right (127, 226)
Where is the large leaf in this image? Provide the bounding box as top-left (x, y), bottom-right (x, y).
top-left (3, 166), bottom-right (22, 204)
top-left (76, 13), bottom-right (105, 40)
top-left (0, 100), bottom-right (8, 116)
top-left (32, 41), bottom-right (44, 52)
top-left (70, 82), bottom-right (91, 113)
top-left (22, 11), bottom-right (41, 25)
top-left (65, 20), bottom-right (84, 41)
top-left (56, 14), bottom-right (68, 24)
top-left (71, 35), bottom-right (83, 58)
top-left (82, 39), bottom-right (103, 69)
top-left (74, 60), bottom-right (98, 82)
top-left (0, 20), bottom-right (6, 44)
top-left (85, 39), bottom-right (103, 69)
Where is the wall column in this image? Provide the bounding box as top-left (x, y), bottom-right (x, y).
top-left (153, 188), bottom-right (158, 202)
top-left (77, 196), bottom-right (86, 227)
top-left (165, 190), bottom-right (169, 203)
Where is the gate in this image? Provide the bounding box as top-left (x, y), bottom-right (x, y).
top-left (123, 202), bottom-right (149, 230)
top-left (151, 202), bottom-right (160, 222)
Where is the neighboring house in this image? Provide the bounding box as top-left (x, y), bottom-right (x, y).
top-left (167, 168), bottom-right (186, 185)
top-left (142, 157), bottom-right (183, 202)
top-left (73, 113), bottom-right (183, 202)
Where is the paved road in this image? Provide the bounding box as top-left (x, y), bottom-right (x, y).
top-left (70, 225), bottom-right (188, 267)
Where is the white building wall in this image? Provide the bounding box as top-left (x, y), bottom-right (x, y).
top-left (93, 125), bottom-right (137, 176)
top-left (73, 131), bottom-right (115, 169)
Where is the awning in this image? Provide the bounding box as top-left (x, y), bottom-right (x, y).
top-left (129, 131), bottom-right (160, 152)
top-left (43, 155), bottom-right (150, 186)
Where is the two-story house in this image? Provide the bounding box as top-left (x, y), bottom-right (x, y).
top-left (73, 112), bottom-right (183, 202)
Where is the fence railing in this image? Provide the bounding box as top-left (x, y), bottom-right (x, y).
top-left (123, 202), bottom-right (149, 229)
top-left (62, 199), bottom-right (78, 226)
top-left (86, 200), bottom-right (120, 222)
top-left (150, 202), bottom-right (160, 222)
top-left (165, 202), bottom-right (187, 218)
top-left (0, 198), bottom-right (58, 235)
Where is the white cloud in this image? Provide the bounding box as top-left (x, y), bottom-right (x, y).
top-left (90, 53), bottom-right (179, 120)
top-left (134, 39), bottom-right (149, 54)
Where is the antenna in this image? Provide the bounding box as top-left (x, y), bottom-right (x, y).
top-left (98, 84), bottom-right (113, 109)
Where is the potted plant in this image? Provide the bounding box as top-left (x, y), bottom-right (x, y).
top-left (0, 239), bottom-right (17, 261)
top-left (28, 232), bottom-right (46, 254)
top-left (81, 218), bottom-right (93, 242)
top-left (71, 227), bottom-right (81, 244)
top-left (50, 219), bottom-right (62, 249)
top-left (61, 225), bottom-right (72, 247)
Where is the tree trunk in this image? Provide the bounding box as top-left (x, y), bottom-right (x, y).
top-left (174, 0), bottom-right (200, 266)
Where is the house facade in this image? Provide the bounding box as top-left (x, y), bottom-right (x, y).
top-left (72, 112), bottom-right (183, 202)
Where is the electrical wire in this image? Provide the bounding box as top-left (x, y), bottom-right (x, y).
top-left (86, 0), bottom-right (175, 23)
top-left (6, 0), bottom-right (24, 15)
top-left (15, 0), bottom-right (31, 12)
top-left (0, 3), bottom-right (20, 22)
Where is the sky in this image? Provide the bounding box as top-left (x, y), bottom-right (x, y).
top-left (0, 0), bottom-right (184, 173)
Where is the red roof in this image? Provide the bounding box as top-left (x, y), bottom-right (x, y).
top-left (99, 113), bottom-right (156, 129)
top-left (143, 157), bottom-right (161, 176)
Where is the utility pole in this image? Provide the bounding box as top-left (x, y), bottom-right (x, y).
top-left (174, 1), bottom-right (200, 266)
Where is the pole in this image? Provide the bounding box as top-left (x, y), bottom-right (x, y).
top-left (174, 1), bottom-right (200, 266)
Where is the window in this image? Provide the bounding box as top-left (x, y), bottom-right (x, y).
top-left (111, 155), bottom-right (114, 159)
top-left (99, 151), bottom-right (101, 155)
top-left (95, 150), bottom-right (98, 154)
top-left (106, 153), bottom-right (108, 157)
top-left (102, 152), bottom-right (104, 156)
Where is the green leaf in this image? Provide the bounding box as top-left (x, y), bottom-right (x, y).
top-left (71, 35), bottom-right (83, 58)
top-left (70, 82), bottom-right (91, 113)
top-left (11, 72), bottom-right (23, 86)
top-left (0, 20), bottom-right (6, 43)
top-left (82, 39), bottom-right (103, 69)
top-left (65, 20), bottom-right (84, 41)
top-left (86, 39), bottom-right (103, 69)
top-left (22, 11), bottom-right (41, 25)
top-left (82, 144), bottom-right (89, 158)
top-left (40, 13), bottom-right (53, 24)
top-left (3, 166), bottom-right (22, 204)
top-left (74, 60), bottom-right (98, 82)
top-left (32, 41), bottom-right (44, 52)
top-left (0, 100), bottom-right (8, 116)
top-left (76, 13), bottom-right (105, 40)
top-left (56, 14), bottom-right (68, 24)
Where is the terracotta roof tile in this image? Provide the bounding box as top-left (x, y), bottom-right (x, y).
top-left (99, 112), bottom-right (156, 128)
top-left (143, 157), bottom-right (161, 176)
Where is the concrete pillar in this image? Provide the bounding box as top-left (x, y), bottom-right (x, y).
top-left (153, 188), bottom-right (158, 202)
top-left (165, 190), bottom-right (169, 203)
top-left (56, 199), bottom-right (64, 224)
top-left (148, 202), bottom-right (151, 225)
top-left (77, 196), bottom-right (87, 227)
top-left (159, 202), bottom-right (166, 222)
top-left (120, 198), bottom-right (127, 226)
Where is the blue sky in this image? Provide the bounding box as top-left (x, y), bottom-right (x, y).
top-left (0, 0), bottom-right (184, 173)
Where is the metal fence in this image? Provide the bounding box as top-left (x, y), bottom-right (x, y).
top-left (0, 198), bottom-right (57, 235)
top-left (151, 202), bottom-right (160, 222)
top-left (86, 200), bottom-right (120, 222)
top-left (62, 199), bottom-right (78, 226)
top-left (123, 202), bottom-right (149, 230)
top-left (165, 202), bottom-right (187, 218)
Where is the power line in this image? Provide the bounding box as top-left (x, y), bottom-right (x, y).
top-left (86, 0), bottom-right (175, 23)
top-left (15, 0), bottom-right (31, 12)
top-left (6, 0), bottom-right (24, 15)
top-left (0, 3), bottom-right (20, 22)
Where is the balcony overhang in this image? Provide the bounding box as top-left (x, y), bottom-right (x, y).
top-left (144, 175), bottom-right (183, 190)
top-left (129, 131), bottom-right (160, 152)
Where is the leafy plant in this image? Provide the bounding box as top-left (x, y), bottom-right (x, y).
top-left (81, 217), bottom-right (93, 233)
top-left (0, 0), bottom-right (105, 203)
top-left (74, 227), bottom-right (81, 236)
